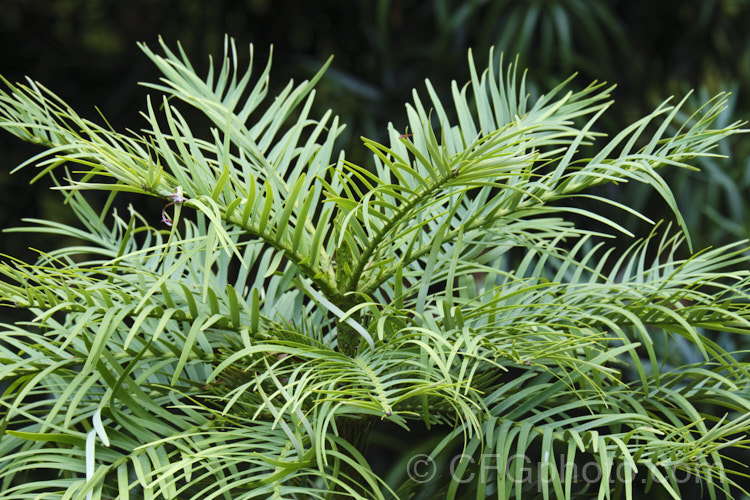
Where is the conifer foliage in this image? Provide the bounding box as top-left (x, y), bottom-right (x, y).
top-left (1, 37), bottom-right (749, 498)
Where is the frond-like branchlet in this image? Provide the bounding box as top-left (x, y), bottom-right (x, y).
top-left (1, 39), bottom-right (749, 499)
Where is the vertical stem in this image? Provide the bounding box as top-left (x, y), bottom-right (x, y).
top-left (337, 308), bottom-right (361, 358)
top-left (333, 415), bottom-right (376, 499)
top-left (332, 299), bottom-right (375, 495)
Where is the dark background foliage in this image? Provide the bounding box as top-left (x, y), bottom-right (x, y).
top-left (1, 2), bottom-right (749, 497)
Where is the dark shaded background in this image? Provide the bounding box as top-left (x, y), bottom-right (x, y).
top-left (1, 1), bottom-right (750, 497)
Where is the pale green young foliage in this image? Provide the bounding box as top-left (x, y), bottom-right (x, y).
top-left (0, 36), bottom-right (749, 499)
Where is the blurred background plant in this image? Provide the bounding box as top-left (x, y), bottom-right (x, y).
top-left (1, 1), bottom-right (749, 497)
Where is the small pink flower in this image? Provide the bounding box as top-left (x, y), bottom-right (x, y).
top-left (161, 186), bottom-right (187, 226)
top-left (167, 186), bottom-right (187, 204)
